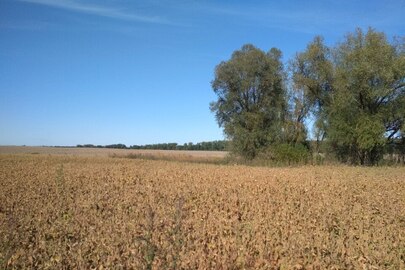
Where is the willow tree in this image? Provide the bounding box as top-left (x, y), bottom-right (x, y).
top-left (290, 36), bottom-right (334, 151)
top-left (292, 28), bottom-right (405, 165)
top-left (210, 44), bottom-right (287, 159)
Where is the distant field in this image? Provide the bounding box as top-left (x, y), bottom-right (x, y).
top-left (1, 153), bottom-right (404, 269)
top-left (0, 146), bottom-right (228, 158)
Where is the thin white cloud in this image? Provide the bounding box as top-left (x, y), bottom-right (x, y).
top-left (187, 1), bottom-right (404, 34)
top-left (18, 0), bottom-right (174, 25)
top-left (171, 2), bottom-right (340, 34)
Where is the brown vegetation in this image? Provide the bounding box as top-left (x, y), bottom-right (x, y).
top-left (1, 153), bottom-right (404, 269)
top-left (0, 146), bottom-right (227, 158)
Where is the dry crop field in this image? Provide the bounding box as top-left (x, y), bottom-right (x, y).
top-left (1, 151), bottom-right (405, 269)
top-left (0, 146), bottom-right (227, 159)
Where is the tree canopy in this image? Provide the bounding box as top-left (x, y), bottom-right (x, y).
top-left (292, 28), bottom-right (405, 165)
top-left (210, 44), bottom-right (287, 159)
top-left (211, 28), bottom-right (405, 165)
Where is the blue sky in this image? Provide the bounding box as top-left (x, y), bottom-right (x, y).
top-left (1, 0), bottom-right (404, 146)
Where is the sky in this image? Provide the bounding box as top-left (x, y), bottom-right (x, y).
top-left (1, 0), bottom-right (404, 146)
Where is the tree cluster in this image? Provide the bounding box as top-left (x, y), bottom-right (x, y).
top-left (131, 141), bottom-right (227, 151)
top-left (211, 28), bottom-right (405, 165)
top-left (77, 144), bottom-right (127, 149)
top-left (76, 140), bottom-right (227, 151)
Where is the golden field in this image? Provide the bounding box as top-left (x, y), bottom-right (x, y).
top-left (0, 146), bottom-right (227, 158)
top-left (1, 149), bottom-right (404, 269)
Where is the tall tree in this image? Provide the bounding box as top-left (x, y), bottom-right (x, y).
top-left (291, 36), bottom-right (334, 150)
top-left (210, 44), bottom-right (287, 159)
top-left (292, 28), bottom-right (405, 165)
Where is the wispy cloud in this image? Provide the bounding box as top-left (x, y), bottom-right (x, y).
top-left (171, 2), bottom-right (341, 34)
top-left (187, 1), bottom-right (404, 35)
top-left (18, 0), bottom-right (174, 25)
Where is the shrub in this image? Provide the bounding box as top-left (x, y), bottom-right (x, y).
top-left (269, 143), bottom-right (310, 165)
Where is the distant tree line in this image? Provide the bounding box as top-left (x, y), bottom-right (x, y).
top-left (77, 144), bottom-right (127, 149)
top-left (76, 140), bottom-right (227, 151)
top-left (130, 140), bottom-right (227, 151)
top-left (210, 28), bottom-right (405, 165)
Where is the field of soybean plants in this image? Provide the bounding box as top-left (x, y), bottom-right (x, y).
top-left (1, 152), bottom-right (405, 269)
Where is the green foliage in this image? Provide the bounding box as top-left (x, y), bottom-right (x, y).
top-left (210, 44), bottom-right (287, 159)
top-left (271, 144), bottom-right (311, 165)
top-left (292, 28), bottom-right (405, 165)
top-left (130, 140), bottom-right (228, 151)
top-left (291, 36), bottom-right (334, 114)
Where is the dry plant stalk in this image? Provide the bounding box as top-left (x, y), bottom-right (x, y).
top-left (0, 154), bottom-right (404, 269)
